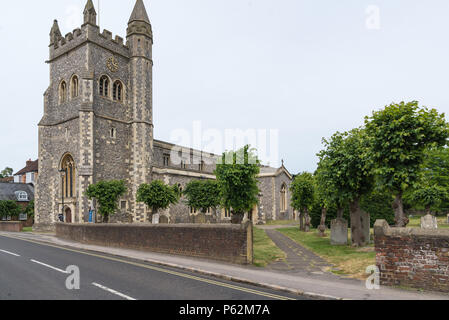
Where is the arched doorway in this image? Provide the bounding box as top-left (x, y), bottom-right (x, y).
top-left (65, 207), bottom-right (72, 224)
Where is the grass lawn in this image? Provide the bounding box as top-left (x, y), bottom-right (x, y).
top-left (278, 227), bottom-right (376, 280)
top-left (21, 227), bottom-right (33, 232)
top-left (265, 220), bottom-right (298, 226)
top-left (408, 216), bottom-right (449, 229)
top-left (253, 227), bottom-right (286, 267)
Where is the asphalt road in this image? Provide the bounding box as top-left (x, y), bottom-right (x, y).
top-left (0, 234), bottom-right (303, 300)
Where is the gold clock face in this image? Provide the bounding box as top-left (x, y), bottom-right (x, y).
top-left (107, 56), bottom-right (119, 73)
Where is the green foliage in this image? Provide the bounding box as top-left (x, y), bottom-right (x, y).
top-left (214, 145), bottom-right (260, 216)
top-left (410, 184), bottom-right (448, 211)
top-left (183, 180), bottom-right (221, 213)
top-left (0, 167), bottom-right (13, 179)
top-left (137, 180), bottom-right (179, 214)
top-left (317, 128), bottom-right (373, 205)
top-left (25, 200), bottom-right (35, 218)
top-left (420, 147), bottom-right (449, 209)
top-left (0, 200), bottom-right (21, 218)
top-left (290, 172), bottom-right (316, 212)
top-left (359, 190), bottom-right (395, 227)
top-left (365, 101), bottom-right (449, 193)
top-left (85, 180), bottom-right (127, 219)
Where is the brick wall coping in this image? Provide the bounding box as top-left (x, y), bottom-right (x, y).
top-left (374, 219), bottom-right (449, 238)
top-left (56, 222), bottom-right (247, 230)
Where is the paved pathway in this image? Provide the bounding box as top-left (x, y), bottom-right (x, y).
top-left (264, 229), bottom-right (334, 276)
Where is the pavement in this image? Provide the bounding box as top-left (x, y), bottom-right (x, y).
top-left (1, 230), bottom-right (449, 300)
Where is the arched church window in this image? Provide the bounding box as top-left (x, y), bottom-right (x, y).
top-left (113, 81), bottom-right (123, 102)
top-left (60, 81), bottom-right (67, 104)
top-left (71, 75), bottom-right (79, 98)
top-left (99, 76), bottom-right (109, 97)
top-left (61, 154), bottom-right (76, 198)
top-left (280, 183), bottom-right (287, 212)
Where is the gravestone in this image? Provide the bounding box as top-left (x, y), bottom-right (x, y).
top-left (152, 213), bottom-right (160, 224)
top-left (159, 215), bottom-right (169, 224)
top-left (361, 210), bottom-right (371, 245)
top-left (331, 218), bottom-right (348, 245)
top-left (421, 214), bottom-right (438, 229)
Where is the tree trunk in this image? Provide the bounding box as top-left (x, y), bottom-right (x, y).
top-left (299, 210), bottom-right (305, 231)
top-left (392, 193), bottom-right (409, 227)
top-left (317, 207), bottom-right (327, 237)
top-left (304, 208), bottom-right (311, 232)
top-left (103, 214), bottom-right (109, 223)
top-left (349, 198), bottom-right (369, 247)
top-left (337, 207), bottom-right (344, 219)
top-left (425, 205), bottom-right (431, 216)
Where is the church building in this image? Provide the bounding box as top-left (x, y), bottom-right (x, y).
top-left (34, 0), bottom-right (293, 231)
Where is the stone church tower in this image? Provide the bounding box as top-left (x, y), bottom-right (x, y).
top-left (34, 0), bottom-right (154, 231)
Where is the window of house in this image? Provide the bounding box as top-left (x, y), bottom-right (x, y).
top-left (16, 191), bottom-right (28, 201)
top-left (163, 154), bottom-right (170, 167)
top-left (113, 81), bottom-right (123, 102)
top-left (190, 207), bottom-right (197, 215)
top-left (181, 160), bottom-right (187, 170)
top-left (60, 81), bottom-right (67, 103)
top-left (224, 208), bottom-right (231, 218)
top-left (71, 75), bottom-right (79, 98)
top-left (99, 76), bottom-right (109, 97)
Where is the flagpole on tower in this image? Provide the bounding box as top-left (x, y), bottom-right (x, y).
top-left (97, 0), bottom-right (100, 28)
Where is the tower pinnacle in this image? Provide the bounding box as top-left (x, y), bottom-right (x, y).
top-left (128, 0), bottom-right (150, 24)
top-left (49, 20), bottom-right (62, 45)
top-left (127, 0), bottom-right (152, 38)
top-left (83, 0), bottom-right (97, 26)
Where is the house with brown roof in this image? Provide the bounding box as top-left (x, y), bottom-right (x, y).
top-left (14, 159), bottom-right (38, 185)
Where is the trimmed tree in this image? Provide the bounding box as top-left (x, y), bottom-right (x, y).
top-left (183, 180), bottom-right (221, 214)
top-left (290, 172), bottom-right (315, 232)
top-left (318, 129), bottom-right (373, 246)
top-left (215, 145), bottom-right (260, 224)
top-left (365, 101), bottom-right (449, 227)
top-left (85, 180), bottom-right (127, 223)
top-left (0, 200), bottom-right (21, 219)
top-left (410, 184), bottom-right (448, 215)
top-left (137, 180), bottom-right (179, 222)
top-left (0, 167), bottom-right (13, 179)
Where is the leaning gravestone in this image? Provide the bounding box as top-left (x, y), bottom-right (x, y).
top-left (361, 210), bottom-right (371, 245)
top-left (421, 214), bottom-right (438, 229)
top-left (331, 218), bottom-right (348, 245)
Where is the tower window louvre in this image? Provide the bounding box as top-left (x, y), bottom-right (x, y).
top-left (99, 76), bottom-right (109, 97)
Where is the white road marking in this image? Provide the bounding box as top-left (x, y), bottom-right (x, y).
top-left (92, 282), bottom-right (137, 300)
top-left (30, 259), bottom-right (69, 274)
top-left (0, 249), bottom-right (20, 257)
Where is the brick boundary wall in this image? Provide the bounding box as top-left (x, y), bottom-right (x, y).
top-left (56, 222), bottom-right (253, 265)
top-left (374, 220), bottom-right (449, 293)
top-left (0, 222), bottom-right (23, 232)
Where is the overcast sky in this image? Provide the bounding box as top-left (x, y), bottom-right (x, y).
top-left (1, 0), bottom-right (448, 175)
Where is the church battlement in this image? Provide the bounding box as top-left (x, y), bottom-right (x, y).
top-left (50, 24), bottom-right (130, 62)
